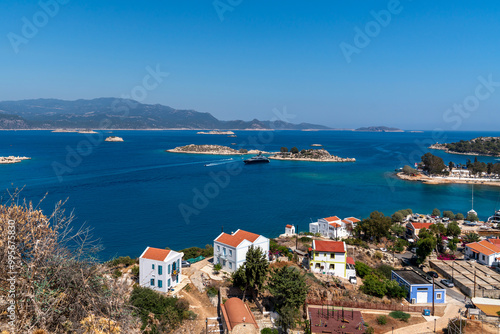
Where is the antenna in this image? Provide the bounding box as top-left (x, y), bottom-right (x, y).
top-left (472, 185), bottom-right (474, 210)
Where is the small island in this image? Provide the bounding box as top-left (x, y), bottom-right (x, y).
top-left (356, 126), bottom-right (403, 132)
top-left (166, 144), bottom-right (270, 155)
top-left (105, 136), bottom-right (124, 142)
top-left (269, 147), bottom-right (355, 162)
top-left (196, 130), bottom-right (235, 135)
top-left (0, 156), bottom-right (31, 164)
top-left (430, 137), bottom-right (500, 157)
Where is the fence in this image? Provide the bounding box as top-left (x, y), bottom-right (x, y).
top-left (306, 298), bottom-right (428, 313)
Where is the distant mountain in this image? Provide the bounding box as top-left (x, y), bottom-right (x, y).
top-left (355, 126), bottom-right (403, 132)
top-left (0, 98), bottom-right (330, 130)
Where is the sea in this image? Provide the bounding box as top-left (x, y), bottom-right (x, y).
top-left (2, 130), bottom-right (500, 260)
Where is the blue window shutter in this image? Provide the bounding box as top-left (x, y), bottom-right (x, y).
top-left (168, 264), bottom-right (171, 274)
top-left (158, 265), bottom-right (162, 275)
top-left (150, 279), bottom-right (154, 286)
top-left (168, 279), bottom-right (171, 287)
top-left (158, 280), bottom-right (162, 288)
top-left (152, 264), bottom-right (155, 270)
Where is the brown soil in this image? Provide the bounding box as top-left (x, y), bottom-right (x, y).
top-left (174, 283), bottom-right (218, 334)
top-left (362, 312), bottom-right (426, 334)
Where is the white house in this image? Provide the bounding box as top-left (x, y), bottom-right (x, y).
top-left (309, 240), bottom-right (355, 279)
top-left (139, 247), bottom-right (184, 293)
top-left (284, 224), bottom-right (296, 236)
top-left (309, 216), bottom-right (359, 239)
top-left (214, 229), bottom-right (269, 273)
top-left (465, 239), bottom-right (500, 266)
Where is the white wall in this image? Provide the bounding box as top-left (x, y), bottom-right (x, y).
top-left (139, 253), bottom-right (183, 293)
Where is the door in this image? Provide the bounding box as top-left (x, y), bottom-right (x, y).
top-left (416, 291), bottom-right (427, 303)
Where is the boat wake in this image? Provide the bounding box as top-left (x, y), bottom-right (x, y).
top-left (204, 158), bottom-right (237, 167)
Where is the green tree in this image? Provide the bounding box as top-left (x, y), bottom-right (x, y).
top-left (432, 208), bottom-right (441, 217)
top-left (360, 274), bottom-right (387, 298)
top-left (442, 211), bottom-right (455, 220)
top-left (276, 305), bottom-right (297, 333)
top-left (213, 263), bottom-right (222, 274)
top-left (234, 246), bottom-right (269, 300)
top-left (239, 148), bottom-right (248, 154)
top-left (266, 266), bottom-right (308, 313)
top-left (280, 147), bottom-right (288, 153)
top-left (446, 222), bottom-right (461, 237)
top-left (290, 147), bottom-right (299, 154)
top-left (463, 232), bottom-right (480, 244)
top-left (355, 261), bottom-right (372, 278)
top-left (402, 165), bottom-right (418, 175)
top-left (416, 229), bottom-right (437, 264)
top-left (390, 224), bottom-right (405, 237)
top-left (455, 213), bottom-right (465, 220)
top-left (466, 212), bottom-right (479, 222)
top-left (376, 264), bottom-right (395, 279)
top-left (385, 280), bottom-right (407, 299)
top-left (391, 212), bottom-right (405, 223)
top-left (421, 153), bottom-right (447, 175)
top-left (356, 211), bottom-right (392, 242)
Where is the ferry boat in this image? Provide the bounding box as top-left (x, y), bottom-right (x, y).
top-left (243, 153), bottom-right (270, 164)
top-left (488, 210), bottom-right (500, 224)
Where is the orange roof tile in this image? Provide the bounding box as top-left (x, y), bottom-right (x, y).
top-left (488, 238), bottom-right (500, 246)
top-left (313, 240), bottom-right (345, 253)
top-left (467, 240), bottom-right (500, 256)
top-left (342, 220), bottom-right (352, 225)
top-left (345, 217), bottom-right (361, 223)
top-left (221, 298), bottom-right (259, 331)
top-left (141, 247), bottom-right (171, 261)
top-left (346, 256), bottom-right (355, 265)
top-left (410, 222), bottom-right (434, 230)
top-left (286, 224), bottom-right (293, 229)
top-left (329, 222), bottom-right (341, 228)
top-left (215, 233), bottom-right (245, 247)
top-left (324, 216), bottom-right (340, 222)
top-left (233, 229), bottom-right (261, 243)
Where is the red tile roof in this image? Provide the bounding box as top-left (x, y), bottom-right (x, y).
top-left (313, 240), bottom-right (345, 253)
top-left (220, 298), bottom-right (258, 331)
top-left (488, 238), bottom-right (500, 246)
top-left (345, 217), bottom-right (361, 223)
top-left (346, 256), bottom-right (355, 265)
top-left (141, 247), bottom-right (171, 261)
top-left (233, 229), bottom-right (261, 243)
top-left (215, 233), bottom-right (245, 248)
top-left (324, 216), bottom-right (340, 222)
top-left (467, 240), bottom-right (500, 256)
top-left (410, 222), bottom-right (434, 230)
top-left (342, 220), bottom-right (352, 225)
top-left (329, 222), bottom-right (341, 228)
top-left (286, 224), bottom-right (293, 229)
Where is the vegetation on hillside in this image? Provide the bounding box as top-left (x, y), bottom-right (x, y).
top-left (445, 137), bottom-right (500, 156)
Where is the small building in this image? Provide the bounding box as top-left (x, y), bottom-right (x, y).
top-left (284, 224), bottom-right (296, 236)
top-left (309, 216), bottom-right (359, 239)
top-left (310, 240), bottom-right (355, 279)
top-left (465, 239), bottom-right (500, 266)
top-left (391, 270), bottom-right (446, 304)
top-left (471, 297), bottom-right (500, 319)
top-left (220, 297), bottom-right (259, 334)
top-left (139, 247), bottom-right (184, 293)
top-left (214, 229), bottom-right (269, 273)
top-left (406, 222), bottom-right (434, 240)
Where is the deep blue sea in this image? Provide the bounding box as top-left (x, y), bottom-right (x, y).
top-left (2, 130), bottom-right (500, 260)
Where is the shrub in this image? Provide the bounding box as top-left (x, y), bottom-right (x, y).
top-left (261, 329), bottom-right (279, 334)
top-left (389, 311), bottom-right (411, 322)
top-left (214, 263), bottom-right (222, 273)
top-left (355, 261), bottom-right (372, 278)
top-left (345, 238), bottom-right (369, 249)
top-left (180, 245), bottom-right (213, 259)
top-left (239, 148), bottom-right (248, 153)
top-left (206, 286), bottom-right (218, 298)
top-left (443, 210), bottom-right (455, 220)
top-left (455, 213), bottom-right (465, 220)
top-left (365, 326), bottom-right (375, 334)
top-left (131, 265), bottom-right (139, 277)
top-left (112, 269), bottom-right (122, 278)
top-left (373, 251), bottom-right (383, 260)
top-left (360, 274), bottom-right (387, 298)
top-left (375, 264), bottom-right (394, 279)
top-left (108, 256), bottom-right (136, 267)
top-left (376, 315), bottom-right (387, 325)
top-left (385, 280), bottom-right (407, 299)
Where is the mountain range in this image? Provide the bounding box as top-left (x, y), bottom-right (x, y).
top-left (0, 98), bottom-right (330, 130)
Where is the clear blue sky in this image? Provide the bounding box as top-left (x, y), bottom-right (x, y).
top-left (1, 1), bottom-right (500, 130)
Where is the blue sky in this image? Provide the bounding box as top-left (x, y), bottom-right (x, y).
top-left (1, 1), bottom-right (500, 130)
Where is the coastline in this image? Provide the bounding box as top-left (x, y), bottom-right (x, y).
top-left (396, 172), bottom-right (500, 187)
top-left (269, 156), bottom-right (355, 162)
top-left (429, 143), bottom-right (500, 157)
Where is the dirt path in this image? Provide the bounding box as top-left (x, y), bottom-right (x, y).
top-left (174, 283), bottom-right (218, 334)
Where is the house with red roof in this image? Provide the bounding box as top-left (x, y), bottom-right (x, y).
top-left (213, 229), bottom-right (269, 273)
top-left (310, 240), bottom-right (356, 279)
top-left (220, 297), bottom-right (259, 334)
top-left (284, 224), bottom-right (296, 236)
top-left (406, 222), bottom-right (434, 241)
top-left (139, 247), bottom-right (184, 293)
top-left (465, 239), bottom-right (500, 266)
top-left (309, 216), bottom-right (360, 239)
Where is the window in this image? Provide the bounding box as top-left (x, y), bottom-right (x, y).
top-left (150, 279), bottom-right (155, 286)
top-left (217, 245), bottom-right (220, 251)
top-left (329, 264), bottom-right (335, 270)
top-left (223, 247), bottom-right (226, 255)
top-left (168, 264), bottom-right (171, 274)
top-left (436, 293), bottom-right (442, 299)
top-left (223, 260), bottom-right (226, 266)
top-left (177, 259), bottom-right (180, 270)
top-left (229, 262), bottom-right (233, 269)
top-left (315, 263), bottom-right (321, 268)
top-left (168, 279), bottom-right (171, 287)
top-left (330, 253), bottom-right (335, 259)
top-left (158, 280), bottom-right (163, 288)
top-left (152, 264), bottom-right (155, 270)
top-left (158, 265), bottom-right (163, 275)
top-left (229, 250), bottom-right (232, 256)
top-left (315, 252), bottom-right (319, 257)
top-left (482, 255), bottom-right (486, 260)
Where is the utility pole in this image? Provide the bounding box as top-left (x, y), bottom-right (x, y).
top-left (474, 269), bottom-right (477, 298)
top-left (452, 261), bottom-right (454, 282)
top-left (432, 276), bottom-right (435, 316)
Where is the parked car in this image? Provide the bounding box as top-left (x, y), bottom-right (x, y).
top-left (181, 260), bottom-right (191, 268)
top-left (427, 271), bottom-right (438, 278)
top-left (380, 248), bottom-right (387, 252)
top-left (441, 279), bottom-right (454, 288)
top-left (349, 276), bottom-right (357, 284)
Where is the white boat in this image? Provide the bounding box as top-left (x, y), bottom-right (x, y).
top-left (488, 210), bottom-right (500, 224)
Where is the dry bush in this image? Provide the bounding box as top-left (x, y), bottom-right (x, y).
top-left (0, 191), bottom-right (136, 333)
